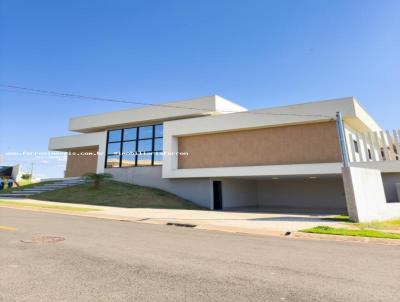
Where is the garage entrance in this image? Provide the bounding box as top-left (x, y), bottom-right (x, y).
top-left (214, 175), bottom-right (347, 214)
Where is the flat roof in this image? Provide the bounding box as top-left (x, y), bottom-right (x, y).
top-left (69, 95), bottom-right (247, 133)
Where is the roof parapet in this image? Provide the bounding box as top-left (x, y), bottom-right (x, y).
top-left (69, 95), bottom-right (247, 133)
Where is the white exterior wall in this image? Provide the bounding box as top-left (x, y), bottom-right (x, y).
top-left (342, 167), bottom-right (400, 222)
top-left (49, 132), bottom-right (106, 151)
top-left (163, 163), bottom-right (343, 179)
top-left (11, 164), bottom-right (20, 180)
top-left (105, 166), bottom-right (212, 208)
top-left (344, 123), bottom-right (382, 163)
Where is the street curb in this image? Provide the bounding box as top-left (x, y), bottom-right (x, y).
top-left (190, 224), bottom-right (400, 245)
top-left (2, 204), bottom-right (400, 246)
top-left (289, 231), bottom-right (400, 245)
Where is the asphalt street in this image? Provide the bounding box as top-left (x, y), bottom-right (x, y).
top-left (1, 207), bottom-right (399, 302)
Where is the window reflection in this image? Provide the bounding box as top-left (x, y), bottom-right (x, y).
top-left (105, 124), bottom-right (163, 168)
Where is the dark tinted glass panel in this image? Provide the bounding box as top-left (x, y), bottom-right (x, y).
top-left (137, 154), bottom-right (152, 166)
top-left (155, 124), bottom-right (163, 137)
top-left (122, 141), bottom-right (135, 155)
top-left (106, 155), bottom-right (120, 168)
top-left (108, 130), bottom-right (122, 142)
top-left (139, 126), bottom-right (153, 139)
top-left (121, 155), bottom-right (136, 167)
top-left (154, 138), bottom-right (163, 151)
top-left (107, 142), bottom-right (121, 155)
top-left (138, 139), bottom-right (152, 152)
top-left (0, 166), bottom-right (13, 177)
top-left (123, 128), bottom-right (137, 141)
top-left (153, 154), bottom-right (163, 165)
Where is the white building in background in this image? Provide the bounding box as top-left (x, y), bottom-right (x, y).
top-left (0, 164), bottom-right (20, 180)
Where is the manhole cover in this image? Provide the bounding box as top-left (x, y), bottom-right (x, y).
top-left (20, 236), bottom-right (65, 244)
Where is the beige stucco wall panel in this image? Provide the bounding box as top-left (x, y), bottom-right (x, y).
top-left (65, 148), bottom-right (99, 177)
top-left (178, 122), bottom-right (342, 169)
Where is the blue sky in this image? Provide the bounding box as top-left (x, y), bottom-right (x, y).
top-left (0, 0), bottom-right (399, 178)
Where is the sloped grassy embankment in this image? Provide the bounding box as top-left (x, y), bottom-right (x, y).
top-left (32, 180), bottom-right (204, 210)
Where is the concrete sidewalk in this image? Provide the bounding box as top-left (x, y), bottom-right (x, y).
top-left (0, 198), bottom-right (344, 234)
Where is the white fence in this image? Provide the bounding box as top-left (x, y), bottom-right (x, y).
top-left (348, 130), bottom-right (400, 163)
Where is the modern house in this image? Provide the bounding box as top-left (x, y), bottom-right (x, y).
top-left (49, 95), bottom-right (400, 222)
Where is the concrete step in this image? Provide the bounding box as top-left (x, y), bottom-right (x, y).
top-left (20, 189), bottom-right (53, 192)
top-left (0, 180), bottom-right (88, 198)
top-left (38, 186), bottom-right (69, 189)
top-left (52, 182), bottom-right (83, 185)
top-left (35, 183), bottom-right (83, 188)
top-left (0, 193), bottom-right (34, 197)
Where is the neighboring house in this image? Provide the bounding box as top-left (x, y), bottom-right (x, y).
top-left (49, 95), bottom-right (400, 221)
top-left (0, 164), bottom-right (20, 180)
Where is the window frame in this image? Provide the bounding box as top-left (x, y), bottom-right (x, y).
top-left (105, 124), bottom-right (163, 168)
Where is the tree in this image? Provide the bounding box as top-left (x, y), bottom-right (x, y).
top-left (83, 173), bottom-right (113, 190)
top-left (21, 173), bottom-right (32, 180)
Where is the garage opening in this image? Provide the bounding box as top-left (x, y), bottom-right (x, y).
top-left (216, 176), bottom-right (347, 214)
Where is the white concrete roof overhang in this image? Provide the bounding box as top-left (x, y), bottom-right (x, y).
top-left (68, 95), bottom-right (247, 133)
top-left (163, 163), bottom-right (344, 179)
top-left (227, 174), bottom-right (343, 180)
top-left (48, 132), bottom-right (106, 151)
top-left (163, 97), bottom-right (382, 138)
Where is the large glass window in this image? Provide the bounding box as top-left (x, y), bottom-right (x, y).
top-left (105, 124), bottom-right (163, 168)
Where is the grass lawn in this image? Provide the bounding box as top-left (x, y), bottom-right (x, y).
top-left (300, 226), bottom-right (400, 239)
top-left (322, 215), bottom-right (400, 231)
top-left (0, 200), bottom-right (98, 212)
top-left (322, 214), bottom-right (351, 222)
top-left (32, 180), bottom-right (205, 210)
top-left (306, 214), bottom-right (400, 239)
top-left (356, 219), bottom-right (400, 231)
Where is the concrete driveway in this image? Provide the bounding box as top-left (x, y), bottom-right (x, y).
top-left (0, 198), bottom-right (344, 234)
